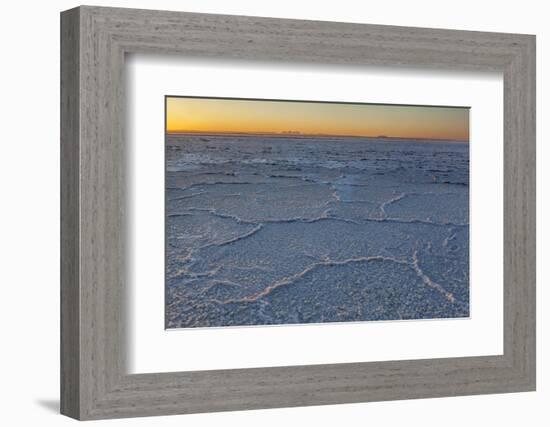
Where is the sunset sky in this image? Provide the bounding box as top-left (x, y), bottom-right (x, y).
top-left (166, 96), bottom-right (469, 141)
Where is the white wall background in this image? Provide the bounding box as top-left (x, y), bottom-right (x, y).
top-left (0, 0), bottom-right (546, 425)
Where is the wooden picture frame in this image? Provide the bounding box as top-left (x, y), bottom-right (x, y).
top-left (60, 5), bottom-right (536, 420)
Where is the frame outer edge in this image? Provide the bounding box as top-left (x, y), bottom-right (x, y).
top-left (60, 6), bottom-right (81, 420)
top-left (527, 35), bottom-right (536, 390)
top-left (519, 34), bottom-right (536, 389)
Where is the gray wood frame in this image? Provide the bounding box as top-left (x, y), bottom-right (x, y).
top-left (60, 5), bottom-right (536, 420)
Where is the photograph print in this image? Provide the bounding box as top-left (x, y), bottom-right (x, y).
top-left (165, 96), bottom-right (470, 329)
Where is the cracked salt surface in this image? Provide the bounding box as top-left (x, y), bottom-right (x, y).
top-left (165, 135), bottom-right (469, 328)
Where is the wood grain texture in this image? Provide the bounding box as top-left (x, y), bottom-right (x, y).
top-left (60, 7), bottom-right (80, 419)
top-left (60, 5), bottom-right (536, 420)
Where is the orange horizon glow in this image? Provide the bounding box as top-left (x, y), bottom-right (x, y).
top-left (166, 97), bottom-right (469, 142)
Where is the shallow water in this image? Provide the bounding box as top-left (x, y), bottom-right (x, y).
top-left (165, 134), bottom-right (469, 328)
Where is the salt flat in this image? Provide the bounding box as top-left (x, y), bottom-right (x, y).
top-left (165, 134), bottom-right (469, 328)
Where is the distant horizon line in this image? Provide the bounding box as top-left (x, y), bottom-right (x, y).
top-left (166, 130), bottom-right (469, 143)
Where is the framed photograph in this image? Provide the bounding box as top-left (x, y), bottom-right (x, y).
top-left (61, 6), bottom-right (536, 420)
